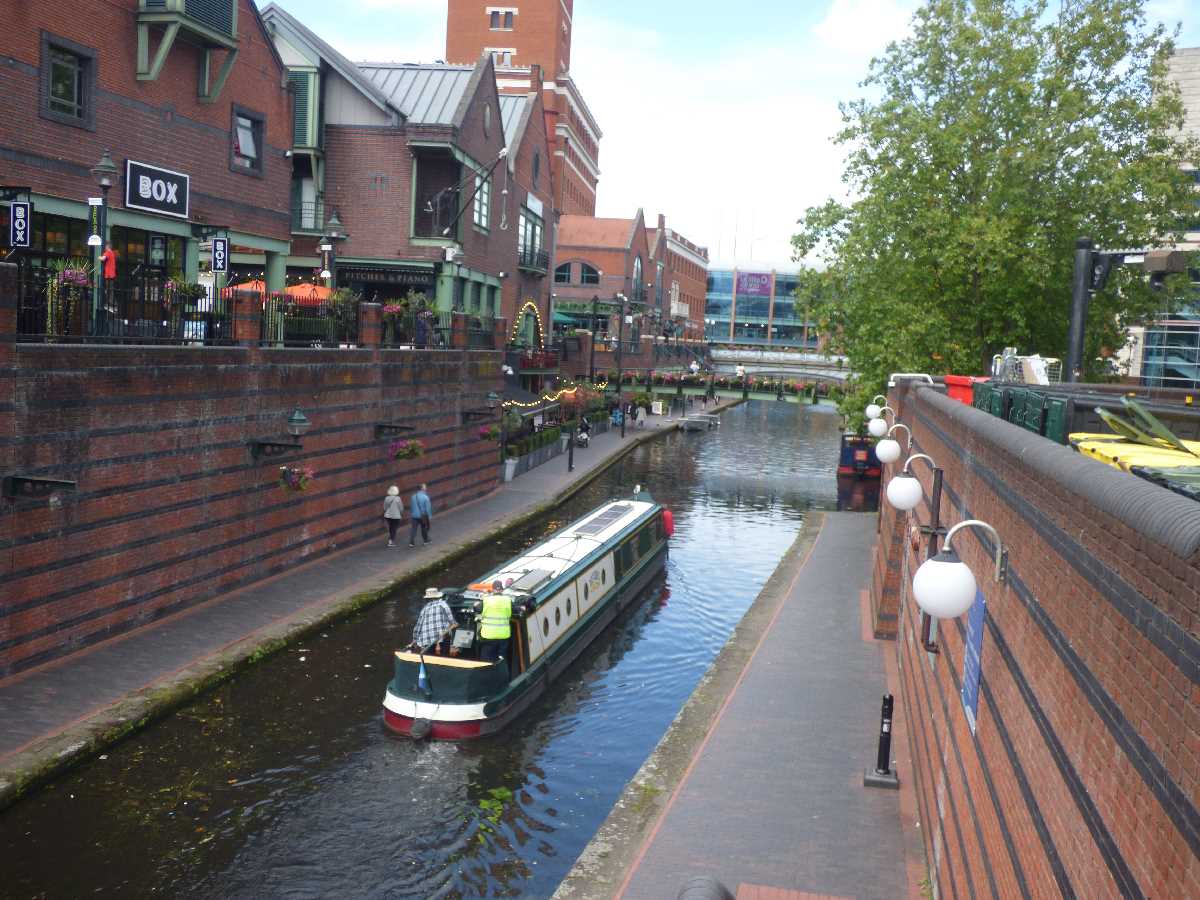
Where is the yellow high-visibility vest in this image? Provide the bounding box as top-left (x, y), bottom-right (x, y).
top-left (480, 594), bottom-right (512, 640)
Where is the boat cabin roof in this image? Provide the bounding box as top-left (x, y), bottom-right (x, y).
top-left (461, 500), bottom-right (657, 601)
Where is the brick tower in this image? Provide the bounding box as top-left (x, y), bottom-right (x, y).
top-left (446, 0), bottom-right (601, 216)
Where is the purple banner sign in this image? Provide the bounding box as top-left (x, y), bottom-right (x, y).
top-left (736, 271), bottom-right (772, 297)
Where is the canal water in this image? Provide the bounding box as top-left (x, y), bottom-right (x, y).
top-left (1, 402), bottom-right (849, 900)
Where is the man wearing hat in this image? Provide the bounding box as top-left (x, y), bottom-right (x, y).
top-left (411, 588), bottom-right (456, 655)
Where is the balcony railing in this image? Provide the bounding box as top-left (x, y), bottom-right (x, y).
top-left (506, 348), bottom-right (560, 372)
top-left (291, 200), bottom-right (325, 234)
top-left (518, 246), bottom-right (550, 274)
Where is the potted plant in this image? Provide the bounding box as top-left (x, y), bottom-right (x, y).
top-left (390, 439), bottom-right (425, 460)
top-left (478, 424), bottom-right (501, 442)
top-left (278, 465), bottom-right (315, 493)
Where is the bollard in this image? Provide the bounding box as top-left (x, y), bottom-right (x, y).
top-left (568, 426), bottom-right (575, 472)
top-left (863, 693), bottom-right (900, 789)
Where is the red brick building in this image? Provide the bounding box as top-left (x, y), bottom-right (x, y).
top-left (445, 0), bottom-right (601, 217)
top-left (0, 0), bottom-right (293, 289)
top-left (263, 5), bottom-right (554, 347)
top-left (645, 215), bottom-right (709, 342)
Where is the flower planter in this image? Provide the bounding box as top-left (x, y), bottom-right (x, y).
top-left (504, 457), bottom-right (518, 482)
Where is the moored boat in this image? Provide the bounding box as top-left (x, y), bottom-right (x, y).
top-left (382, 488), bottom-right (672, 740)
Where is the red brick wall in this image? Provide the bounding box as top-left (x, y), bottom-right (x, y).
top-left (0, 0), bottom-right (291, 241)
top-left (871, 382), bottom-right (1200, 898)
top-left (0, 339), bottom-right (504, 679)
top-left (506, 91), bottom-right (555, 337)
top-left (446, 0), bottom-right (569, 80)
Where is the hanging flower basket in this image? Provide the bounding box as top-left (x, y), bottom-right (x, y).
top-left (390, 439), bottom-right (425, 460)
top-left (278, 465), bottom-right (315, 493)
top-left (478, 424), bottom-right (501, 442)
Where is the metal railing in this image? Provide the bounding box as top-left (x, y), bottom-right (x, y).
top-left (16, 268), bottom-right (233, 345)
top-left (257, 292), bottom-right (358, 347)
top-left (506, 348), bottom-right (559, 370)
top-left (1139, 320), bottom-right (1200, 389)
top-left (380, 308), bottom-right (453, 349)
top-left (468, 317), bottom-right (495, 349)
top-left (518, 246), bottom-right (550, 273)
top-left (290, 199), bottom-right (324, 233)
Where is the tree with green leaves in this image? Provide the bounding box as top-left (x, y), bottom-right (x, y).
top-left (793, 0), bottom-right (1200, 417)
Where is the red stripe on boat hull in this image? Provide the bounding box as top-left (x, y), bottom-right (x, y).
top-left (382, 708), bottom-right (484, 741)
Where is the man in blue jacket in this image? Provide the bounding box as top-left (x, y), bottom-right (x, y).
top-left (409, 483), bottom-right (433, 547)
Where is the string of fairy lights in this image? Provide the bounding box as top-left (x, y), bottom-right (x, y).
top-left (507, 300), bottom-right (546, 348)
top-left (500, 378), bottom-right (609, 410)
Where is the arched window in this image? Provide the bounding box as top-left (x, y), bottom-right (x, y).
top-left (580, 264), bottom-right (599, 285)
top-left (554, 263), bottom-right (572, 284)
top-left (532, 151), bottom-right (541, 188)
top-left (633, 255), bottom-right (643, 298)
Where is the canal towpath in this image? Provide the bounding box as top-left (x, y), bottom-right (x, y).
top-left (554, 512), bottom-right (925, 900)
top-left (0, 401), bottom-right (736, 810)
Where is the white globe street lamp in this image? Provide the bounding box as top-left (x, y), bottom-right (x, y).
top-left (885, 473), bottom-right (923, 510)
top-left (875, 422), bottom-right (912, 465)
top-left (864, 394), bottom-right (888, 420)
top-left (867, 416), bottom-right (889, 438)
top-left (912, 520), bottom-right (1007, 619)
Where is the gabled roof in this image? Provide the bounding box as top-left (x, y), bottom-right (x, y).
top-left (559, 215), bottom-right (639, 249)
top-left (260, 3), bottom-right (399, 120)
top-left (358, 64), bottom-right (476, 126)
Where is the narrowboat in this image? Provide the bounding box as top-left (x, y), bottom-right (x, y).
top-left (837, 433), bottom-right (881, 478)
top-left (382, 489), bottom-right (673, 740)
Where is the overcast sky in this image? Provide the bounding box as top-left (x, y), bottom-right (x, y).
top-left (263, 0), bottom-right (1200, 271)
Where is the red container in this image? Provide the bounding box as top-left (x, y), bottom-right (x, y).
top-left (945, 374), bottom-right (987, 405)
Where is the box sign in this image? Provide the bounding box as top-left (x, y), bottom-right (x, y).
top-left (960, 588), bottom-right (987, 734)
top-left (9, 201), bottom-right (30, 248)
top-left (125, 160), bottom-right (190, 219)
top-left (211, 237), bottom-right (228, 273)
top-left (736, 271), bottom-right (772, 297)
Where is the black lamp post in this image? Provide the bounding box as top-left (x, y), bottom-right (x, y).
top-left (320, 211), bottom-right (346, 289)
top-left (588, 294), bottom-right (599, 382)
top-left (615, 292), bottom-right (627, 438)
top-left (89, 150), bottom-right (119, 334)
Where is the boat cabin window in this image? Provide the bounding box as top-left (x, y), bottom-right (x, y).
top-left (638, 526), bottom-right (653, 555)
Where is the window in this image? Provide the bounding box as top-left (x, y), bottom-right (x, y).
top-left (473, 174), bottom-right (491, 229)
top-left (555, 263), bottom-right (572, 284)
top-left (231, 107), bottom-right (264, 175)
top-left (40, 33), bottom-right (96, 130)
top-left (633, 256), bottom-right (643, 293)
top-left (519, 209), bottom-right (543, 257)
top-left (490, 10), bottom-right (500, 27)
top-left (532, 151), bottom-right (541, 188)
top-left (580, 264), bottom-right (599, 285)
top-left (504, 11), bottom-right (513, 28)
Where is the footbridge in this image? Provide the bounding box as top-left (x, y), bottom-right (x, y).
top-left (709, 347), bottom-right (852, 383)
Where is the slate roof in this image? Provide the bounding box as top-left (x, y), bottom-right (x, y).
top-left (358, 64), bottom-right (476, 125)
top-left (499, 94), bottom-right (529, 150)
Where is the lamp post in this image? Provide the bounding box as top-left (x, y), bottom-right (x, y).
top-left (883, 451), bottom-right (948, 653)
top-left (89, 150), bottom-right (119, 335)
top-left (320, 210), bottom-right (346, 289)
top-left (588, 294), bottom-right (599, 382)
top-left (615, 292), bottom-right (627, 438)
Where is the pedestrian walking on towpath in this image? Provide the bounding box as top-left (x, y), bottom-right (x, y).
top-left (383, 485), bottom-right (404, 547)
top-left (409, 483), bottom-right (433, 547)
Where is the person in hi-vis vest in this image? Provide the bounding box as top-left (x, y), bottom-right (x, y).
top-left (478, 591), bottom-right (512, 669)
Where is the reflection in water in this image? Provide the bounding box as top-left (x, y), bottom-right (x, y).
top-left (0, 402), bottom-right (843, 899)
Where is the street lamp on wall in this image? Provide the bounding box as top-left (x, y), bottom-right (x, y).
top-left (865, 395), bottom-right (888, 420)
top-left (912, 520), bottom-right (1008, 619)
top-left (874, 423), bottom-right (912, 465)
top-left (867, 406), bottom-right (895, 438)
top-left (249, 408), bottom-right (310, 459)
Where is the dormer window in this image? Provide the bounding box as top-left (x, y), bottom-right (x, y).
top-left (231, 107), bottom-right (264, 175)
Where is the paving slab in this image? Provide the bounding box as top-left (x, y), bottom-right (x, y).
top-left (0, 403), bottom-right (733, 809)
top-left (555, 513), bottom-right (911, 900)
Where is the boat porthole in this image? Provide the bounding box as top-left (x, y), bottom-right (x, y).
top-left (566, 597), bottom-right (572, 615)
top-left (543, 618), bottom-right (550, 637)
top-left (555, 607), bottom-right (561, 626)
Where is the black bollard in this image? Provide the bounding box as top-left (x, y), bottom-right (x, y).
top-left (863, 693), bottom-right (900, 789)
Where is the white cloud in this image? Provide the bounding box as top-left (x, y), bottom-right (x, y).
top-left (572, 3), bottom-right (919, 269)
top-left (814, 0), bottom-right (919, 59)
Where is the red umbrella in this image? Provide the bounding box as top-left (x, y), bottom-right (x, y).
top-left (285, 283), bottom-right (333, 306)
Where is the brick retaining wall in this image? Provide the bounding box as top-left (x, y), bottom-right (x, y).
top-left (871, 382), bottom-right (1200, 897)
top-left (0, 327), bottom-right (503, 678)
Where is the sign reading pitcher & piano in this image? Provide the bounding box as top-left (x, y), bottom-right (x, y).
top-left (124, 160), bottom-right (190, 219)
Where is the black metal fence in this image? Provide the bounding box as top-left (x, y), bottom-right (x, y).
top-left (258, 292), bottom-right (359, 347)
top-left (380, 308), bottom-right (454, 349)
top-left (15, 268), bottom-right (233, 345)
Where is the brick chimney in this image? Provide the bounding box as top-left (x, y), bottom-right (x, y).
top-left (529, 63), bottom-right (543, 93)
